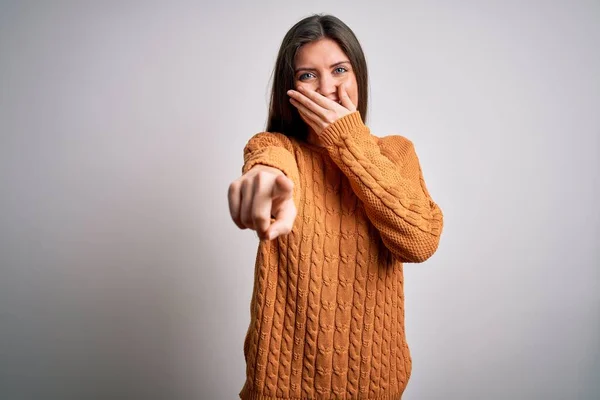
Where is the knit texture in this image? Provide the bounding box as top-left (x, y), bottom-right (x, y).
top-left (239, 112), bottom-right (443, 400)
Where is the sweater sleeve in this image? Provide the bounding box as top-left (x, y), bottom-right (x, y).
top-left (319, 112), bottom-right (444, 263)
top-left (242, 131), bottom-right (302, 212)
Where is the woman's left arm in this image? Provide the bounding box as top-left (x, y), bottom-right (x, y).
top-left (319, 112), bottom-right (444, 262)
top-left (289, 86), bottom-right (444, 262)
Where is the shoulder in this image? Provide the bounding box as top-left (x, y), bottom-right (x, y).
top-left (377, 134), bottom-right (417, 163)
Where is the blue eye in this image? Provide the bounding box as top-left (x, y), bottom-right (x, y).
top-left (298, 72), bottom-right (315, 81)
top-left (334, 67), bottom-right (347, 74)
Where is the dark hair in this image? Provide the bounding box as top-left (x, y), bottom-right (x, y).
top-left (266, 14), bottom-right (369, 141)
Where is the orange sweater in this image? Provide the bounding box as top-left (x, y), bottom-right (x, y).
top-left (238, 112), bottom-right (443, 400)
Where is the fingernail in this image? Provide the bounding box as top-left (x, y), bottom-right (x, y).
top-left (268, 231), bottom-right (275, 240)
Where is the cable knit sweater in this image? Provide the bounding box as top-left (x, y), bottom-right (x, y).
top-left (238, 111), bottom-right (443, 400)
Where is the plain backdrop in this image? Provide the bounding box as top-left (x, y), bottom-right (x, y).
top-left (1, 1), bottom-right (598, 399)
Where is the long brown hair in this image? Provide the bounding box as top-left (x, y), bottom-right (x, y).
top-left (266, 14), bottom-right (369, 141)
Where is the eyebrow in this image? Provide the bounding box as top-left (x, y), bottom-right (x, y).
top-left (294, 61), bottom-right (351, 73)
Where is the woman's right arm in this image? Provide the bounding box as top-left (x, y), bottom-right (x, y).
top-left (227, 132), bottom-right (301, 240)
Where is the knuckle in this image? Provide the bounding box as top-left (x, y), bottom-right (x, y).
top-left (240, 178), bottom-right (251, 192)
top-left (240, 213), bottom-right (252, 228)
top-left (228, 180), bottom-right (239, 193)
top-left (254, 171), bottom-right (264, 184)
top-left (253, 213), bottom-right (269, 227)
top-left (255, 170), bottom-right (273, 185)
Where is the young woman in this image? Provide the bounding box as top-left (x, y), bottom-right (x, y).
top-left (228, 14), bottom-right (444, 400)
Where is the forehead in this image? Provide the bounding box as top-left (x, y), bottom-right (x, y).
top-left (294, 38), bottom-right (348, 66)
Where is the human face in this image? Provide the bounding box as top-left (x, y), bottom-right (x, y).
top-left (293, 38), bottom-right (359, 107)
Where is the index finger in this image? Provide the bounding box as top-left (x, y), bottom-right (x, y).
top-left (251, 177), bottom-right (275, 237)
top-left (288, 89), bottom-right (328, 119)
top-left (272, 174), bottom-right (294, 200)
top-left (297, 86), bottom-right (339, 110)
top-left (266, 202), bottom-right (297, 240)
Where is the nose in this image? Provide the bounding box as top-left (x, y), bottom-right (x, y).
top-left (317, 75), bottom-right (337, 100)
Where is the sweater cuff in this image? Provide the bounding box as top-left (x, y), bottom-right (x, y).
top-left (319, 111), bottom-right (366, 147)
top-left (242, 146), bottom-right (296, 178)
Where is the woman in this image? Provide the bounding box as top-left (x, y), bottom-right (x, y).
top-left (228, 14), bottom-right (444, 400)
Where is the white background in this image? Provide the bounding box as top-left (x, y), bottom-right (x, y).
top-left (1, 1), bottom-right (598, 399)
